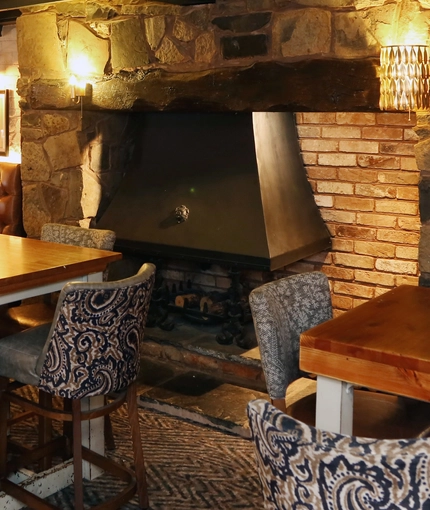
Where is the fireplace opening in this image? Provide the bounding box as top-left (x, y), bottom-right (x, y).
top-left (99, 110), bottom-right (331, 363)
top-left (109, 255), bottom-right (262, 353)
top-left (147, 262), bottom-right (256, 349)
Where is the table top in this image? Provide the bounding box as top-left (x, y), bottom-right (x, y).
top-left (0, 234), bottom-right (122, 296)
top-left (300, 285), bottom-right (430, 401)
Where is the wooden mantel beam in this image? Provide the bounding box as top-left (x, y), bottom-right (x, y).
top-left (25, 59), bottom-right (381, 113)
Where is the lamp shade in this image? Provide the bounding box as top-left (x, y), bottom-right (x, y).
top-left (380, 45), bottom-right (430, 111)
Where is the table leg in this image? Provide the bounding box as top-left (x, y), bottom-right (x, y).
top-left (81, 395), bottom-right (105, 480)
top-left (316, 376), bottom-right (354, 434)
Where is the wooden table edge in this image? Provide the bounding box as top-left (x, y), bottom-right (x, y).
top-left (0, 252), bottom-right (122, 296)
top-left (300, 346), bottom-right (430, 402)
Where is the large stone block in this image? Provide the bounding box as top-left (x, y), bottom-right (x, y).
top-left (419, 224), bottom-right (430, 273)
top-left (334, 11), bottom-right (379, 58)
top-left (156, 37), bottom-right (188, 64)
top-left (21, 141), bottom-right (50, 181)
top-left (22, 183), bottom-right (67, 238)
top-left (17, 12), bottom-right (67, 80)
top-left (67, 20), bottom-right (109, 76)
top-left (43, 131), bottom-right (82, 171)
top-left (42, 113), bottom-right (71, 136)
top-left (65, 168), bottom-right (84, 219)
top-left (195, 32), bottom-right (217, 63)
top-left (414, 138), bottom-right (430, 172)
top-left (111, 18), bottom-right (149, 72)
top-left (419, 172), bottom-right (430, 223)
top-left (273, 9), bottom-right (330, 58)
top-left (173, 19), bottom-right (199, 42)
top-left (144, 16), bottom-right (166, 51)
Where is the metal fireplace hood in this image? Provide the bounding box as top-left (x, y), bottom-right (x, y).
top-left (97, 111), bottom-right (331, 271)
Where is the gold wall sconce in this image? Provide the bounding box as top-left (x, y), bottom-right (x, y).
top-left (380, 45), bottom-right (430, 115)
top-left (69, 75), bottom-right (88, 104)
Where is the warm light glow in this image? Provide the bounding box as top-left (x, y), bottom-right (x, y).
top-left (68, 55), bottom-right (92, 78)
top-left (0, 149), bottom-right (21, 164)
top-left (379, 45), bottom-right (430, 112)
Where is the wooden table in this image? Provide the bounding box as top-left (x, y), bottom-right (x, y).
top-left (0, 234), bottom-right (122, 509)
top-left (300, 285), bottom-right (430, 435)
top-left (0, 234), bottom-right (121, 305)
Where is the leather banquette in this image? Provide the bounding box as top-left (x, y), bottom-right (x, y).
top-left (0, 163), bottom-right (23, 236)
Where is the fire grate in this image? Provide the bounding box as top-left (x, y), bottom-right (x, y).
top-left (146, 267), bottom-right (256, 349)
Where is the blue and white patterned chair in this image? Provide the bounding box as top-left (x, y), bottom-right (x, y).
top-left (248, 399), bottom-right (430, 510)
top-left (249, 272), bottom-right (332, 412)
top-left (0, 262), bottom-right (156, 510)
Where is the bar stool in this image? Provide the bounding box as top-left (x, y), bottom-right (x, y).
top-left (0, 263), bottom-right (156, 510)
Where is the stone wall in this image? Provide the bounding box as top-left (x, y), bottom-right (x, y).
top-left (18, 0), bottom-right (430, 236)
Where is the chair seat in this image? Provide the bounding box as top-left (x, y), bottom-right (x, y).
top-left (0, 324), bottom-right (50, 386)
top-left (6, 301), bottom-right (55, 328)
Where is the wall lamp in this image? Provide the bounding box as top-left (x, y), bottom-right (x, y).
top-left (69, 75), bottom-right (87, 104)
top-left (380, 45), bottom-right (430, 115)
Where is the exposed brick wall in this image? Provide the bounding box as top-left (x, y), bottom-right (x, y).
top-left (292, 112), bottom-right (420, 317)
top-left (159, 112), bottom-right (422, 318)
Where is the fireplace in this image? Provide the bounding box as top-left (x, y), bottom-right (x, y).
top-left (11, 0), bottom-right (427, 327)
top-left (95, 110), bottom-right (331, 348)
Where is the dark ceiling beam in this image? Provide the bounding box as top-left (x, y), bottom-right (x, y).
top-left (0, 9), bottom-right (20, 24)
top-left (0, 0), bottom-right (214, 10)
top-left (0, 0), bottom-right (68, 10)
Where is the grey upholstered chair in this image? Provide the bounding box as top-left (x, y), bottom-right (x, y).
top-left (0, 263), bottom-right (156, 510)
top-left (249, 272), bottom-right (332, 412)
top-left (39, 222), bottom-right (116, 251)
top-left (248, 399), bottom-right (430, 509)
top-left (5, 223), bottom-right (116, 330)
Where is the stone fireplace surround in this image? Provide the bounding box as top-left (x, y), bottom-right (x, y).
top-left (13, 0), bottom-right (430, 317)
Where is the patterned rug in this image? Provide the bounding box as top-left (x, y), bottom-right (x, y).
top-left (10, 402), bottom-right (263, 509)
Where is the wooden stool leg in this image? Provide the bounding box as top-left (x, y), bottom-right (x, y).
top-left (126, 382), bottom-right (149, 509)
top-left (104, 399), bottom-right (116, 451)
top-left (38, 390), bottom-right (53, 471)
top-left (0, 377), bottom-right (9, 478)
top-left (72, 399), bottom-right (84, 510)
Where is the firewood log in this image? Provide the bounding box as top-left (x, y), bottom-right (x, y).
top-left (200, 296), bottom-right (225, 315)
top-left (175, 293), bottom-right (200, 308)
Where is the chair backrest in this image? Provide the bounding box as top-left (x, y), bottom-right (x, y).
top-left (0, 163), bottom-right (23, 236)
top-left (249, 272), bottom-right (332, 400)
top-left (248, 399), bottom-right (430, 509)
top-left (36, 263), bottom-right (156, 399)
top-left (41, 223), bottom-right (116, 251)
top-left (41, 223), bottom-right (116, 281)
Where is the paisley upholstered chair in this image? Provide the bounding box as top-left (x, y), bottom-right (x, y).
top-left (1, 223), bottom-right (119, 452)
top-left (248, 399), bottom-right (430, 510)
top-left (249, 272), bottom-right (332, 412)
top-left (0, 263), bottom-right (156, 510)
